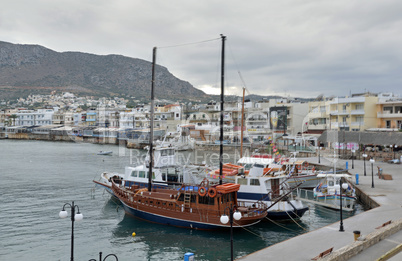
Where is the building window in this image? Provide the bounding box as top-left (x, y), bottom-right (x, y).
top-left (386, 120), bottom-right (391, 128)
top-left (384, 106), bottom-right (393, 113)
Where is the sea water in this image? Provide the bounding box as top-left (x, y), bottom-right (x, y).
top-left (0, 140), bottom-right (362, 261)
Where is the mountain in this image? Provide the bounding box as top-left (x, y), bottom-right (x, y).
top-left (0, 41), bottom-right (209, 101)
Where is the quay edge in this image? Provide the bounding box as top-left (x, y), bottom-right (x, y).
top-left (237, 157), bottom-right (402, 261)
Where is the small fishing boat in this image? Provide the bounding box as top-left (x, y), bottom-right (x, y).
top-left (97, 151), bottom-right (113, 155)
top-left (284, 160), bottom-right (322, 189)
top-left (313, 174), bottom-right (356, 211)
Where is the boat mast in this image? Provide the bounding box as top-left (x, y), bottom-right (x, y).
top-left (219, 34), bottom-right (226, 185)
top-left (148, 46), bottom-right (156, 192)
top-left (240, 87), bottom-right (245, 158)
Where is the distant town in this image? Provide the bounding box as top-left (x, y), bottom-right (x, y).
top-left (0, 91), bottom-right (401, 152)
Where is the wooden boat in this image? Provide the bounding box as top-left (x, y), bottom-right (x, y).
top-left (98, 35), bottom-right (268, 230)
top-left (110, 177), bottom-right (267, 229)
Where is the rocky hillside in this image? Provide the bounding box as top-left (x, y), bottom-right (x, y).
top-left (0, 41), bottom-right (209, 101)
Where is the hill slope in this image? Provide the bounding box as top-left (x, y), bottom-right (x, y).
top-left (0, 41), bottom-right (209, 101)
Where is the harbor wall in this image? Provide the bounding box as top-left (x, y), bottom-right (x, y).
top-left (2, 132), bottom-right (118, 144)
top-left (322, 218), bottom-right (402, 261)
top-left (353, 185), bottom-right (380, 210)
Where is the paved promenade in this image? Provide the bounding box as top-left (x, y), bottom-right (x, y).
top-left (237, 156), bottom-right (402, 261)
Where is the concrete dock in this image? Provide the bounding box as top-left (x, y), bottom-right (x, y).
top-left (237, 157), bottom-right (402, 261)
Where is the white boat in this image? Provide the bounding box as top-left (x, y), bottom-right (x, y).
top-left (284, 160), bottom-right (322, 189)
top-left (193, 160), bottom-right (309, 221)
top-left (97, 151), bottom-right (113, 155)
top-left (94, 145), bottom-right (197, 196)
top-left (313, 174), bottom-right (356, 211)
top-left (155, 131), bottom-right (195, 151)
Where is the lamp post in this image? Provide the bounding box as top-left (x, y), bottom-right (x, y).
top-left (339, 179), bottom-right (348, 232)
top-left (89, 252), bottom-right (118, 261)
top-left (370, 159), bottom-right (375, 188)
top-left (394, 145), bottom-right (398, 159)
top-left (220, 206), bottom-right (242, 261)
top-left (317, 146), bottom-right (321, 164)
top-left (362, 154), bottom-right (367, 176)
top-left (59, 201), bottom-right (83, 261)
top-left (351, 149), bottom-right (355, 169)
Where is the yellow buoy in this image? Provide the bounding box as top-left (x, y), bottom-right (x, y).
top-left (132, 232), bottom-right (136, 237)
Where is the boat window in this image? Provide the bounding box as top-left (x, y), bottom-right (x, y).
top-left (139, 171), bottom-right (146, 178)
top-left (244, 164), bottom-right (253, 170)
top-left (250, 179), bottom-right (260, 186)
top-left (220, 193), bottom-right (234, 204)
top-left (254, 164), bottom-right (264, 168)
top-left (237, 178), bottom-right (248, 185)
top-left (198, 195), bottom-right (215, 205)
top-left (328, 180), bottom-right (334, 186)
top-left (161, 149), bottom-right (175, 156)
top-left (130, 171), bottom-right (137, 177)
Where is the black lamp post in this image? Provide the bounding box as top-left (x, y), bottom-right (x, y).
top-left (370, 159), bottom-right (375, 188)
top-left (59, 201), bottom-right (83, 261)
top-left (351, 149), bottom-right (355, 169)
top-left (220, 205), bottom-right (242, 261)
top-left (362, 154), bottom-right (367, 176)
top-left (339, 179), bottom-right (348, 232)
top-left (394, 145), bottom-right (398, 159)
top-left (317, 146), bottom-right (321, 164)
top-left (89, 252), bottom-right (118, 261)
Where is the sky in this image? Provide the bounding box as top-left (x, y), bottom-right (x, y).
top-left (1, 0), bottom-right (402, 98)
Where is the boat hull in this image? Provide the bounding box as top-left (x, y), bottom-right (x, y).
top-left (120, 201), bottom-right (261, 230)
top-left (265, 206), bottom-right (309, 221)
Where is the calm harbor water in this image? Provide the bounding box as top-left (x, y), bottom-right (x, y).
top-left (0, 140), bottom-right (362, 261)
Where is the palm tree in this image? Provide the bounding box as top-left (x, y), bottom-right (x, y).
top-left (8, 114), bottom-right (18, 126)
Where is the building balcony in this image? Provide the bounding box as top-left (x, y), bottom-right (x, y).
top-left (307, 124), bottom-right (327, 130)
top-left (350, 109), bottom-right (365, 115)
top-left (377, 112), bottom-right (402, 119)
top-left (337, 110), bottom-right (349, 116)
top-left (351, 121), bottom-right (364, 127)
top-left (309, 112), bottom-right (327, 118)
top-left (329, 110), bottom-right (339, 115)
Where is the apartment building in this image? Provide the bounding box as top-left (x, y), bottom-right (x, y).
top-left (376, 93), bottom-right (402, 130)
top-left (329, 94), bottom-right (378, 131)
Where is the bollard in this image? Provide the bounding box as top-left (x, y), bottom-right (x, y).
top-left (353, 230), bottom-right (361, 241)
top-left (346, 161), bottom-right (349, 170)
top-left (355, 174), bottom-right (359, 185)
top-left (184, 252), bottom-right (194, 261)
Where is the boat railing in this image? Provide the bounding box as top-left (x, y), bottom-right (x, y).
top-left (237, 201), bottom-right (267, 218)
top-left (296, 188), bottom-right (355, 212)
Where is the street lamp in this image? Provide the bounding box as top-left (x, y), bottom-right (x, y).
top-left (394, 145), bottom-right (398, 159)
top-left (362, 154), bottom-right (367, 176)
top-left (339, 179), bottom-right (348, 232)
top-left (59, 201), bottom-right (84, 261)
top-left (89, 252), bottom-right (118, 261)
top-left (317, 146), bottom-right (321, 164)
top-left (370, 159), bottom-right (375, 188)
top-left (351, 149), bottom-right (355, 169)
top-left (220, 206), bottom-right (242, 261)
